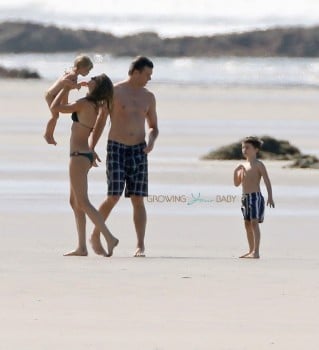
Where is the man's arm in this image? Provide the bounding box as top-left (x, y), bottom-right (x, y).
top-left (144, 92), bottom-right (159, 154)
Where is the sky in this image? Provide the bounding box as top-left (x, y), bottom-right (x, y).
top-left (0, 0), bottom-right (318, 37)
top-left (2, 0), bottom-right (319, 18)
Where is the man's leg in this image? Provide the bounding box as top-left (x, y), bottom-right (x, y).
top-left (90, 195), bottom-right (120, 256)
top-left (130, 195), bottom-right (146, 257)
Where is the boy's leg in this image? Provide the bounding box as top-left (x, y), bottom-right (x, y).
top-left (242, 219), bottom-right (260, 259)
top-left (250, 219), bottom-right (261, 258)
top-left (240, 220), bottom-right (254, 258)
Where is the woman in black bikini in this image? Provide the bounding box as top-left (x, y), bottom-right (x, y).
top-left (51, 74), bottom-right (119, 257)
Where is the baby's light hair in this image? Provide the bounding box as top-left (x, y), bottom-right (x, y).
top-left (73, 55), bottom-right (93, 70)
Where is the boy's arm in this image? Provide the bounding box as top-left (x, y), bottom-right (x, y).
top-left (259, 162), bottom-right (275, 207)
top-left (233, 164), bottom-right (244, 187)
top-left (144, 93), bottom-right (159, 154)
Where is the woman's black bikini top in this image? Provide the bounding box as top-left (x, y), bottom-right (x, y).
top-left (71, 112), bottom-right (94, 132)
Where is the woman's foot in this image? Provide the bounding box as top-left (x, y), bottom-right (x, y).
top-left (63, 247), bottom-right (88, 256)
top-left (106, 237), bottom-right (119, 257)
top-left (90, 233), bottom-right (108, 256)
top-left (244, 252), bottom-right (260, 259)
top-left (239, 252), bottom-right (251, 258)
top-left (240, 252), bottom-right (260, 259)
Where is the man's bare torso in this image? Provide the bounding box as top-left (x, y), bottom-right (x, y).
top-left (108, 81), bottom-right (152, 145)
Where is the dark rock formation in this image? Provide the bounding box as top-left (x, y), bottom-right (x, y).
top-left (202, 136), bottom-right (319, 169)
top-left (287, 155), bottom-right (319, 169)
top-left (1, 21), bottom-right (319, 57)
top-left (0, 65), bottom-right (40, 78)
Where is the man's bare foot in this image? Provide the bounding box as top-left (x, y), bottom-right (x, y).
top-left (134, 247), bottom-right (145, 257)
top-left (106, 237), bottom-right (119, 257)
top-left (63, 247), bottom-right (88, 256)
top-left (44, 133), bottom-right (57, 145)
top-left (90, 234), bottom-right (108, 256)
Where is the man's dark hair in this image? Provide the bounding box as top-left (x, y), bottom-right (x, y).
top-left (128, 56), bottom-right (154, 75)
top-left (242, 136), bottom-right (263, 149)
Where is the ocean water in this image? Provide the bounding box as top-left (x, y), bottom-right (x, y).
top-left (1, 53), bottom-right (319, 88)
top-left (1, 115), bottom-right (318, 215)
top-left (1, 1), bottom-right (319, 87)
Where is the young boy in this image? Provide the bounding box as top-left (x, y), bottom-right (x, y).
top-left (44, 55), bottom-right (93, 145)
top-left (233, 136), bottom-right (275, 259)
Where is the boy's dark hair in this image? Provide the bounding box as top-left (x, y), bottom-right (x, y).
top-left (242, 136), bottom-right (263, 149)
top-left (128, 56), bottom-right (154, 75)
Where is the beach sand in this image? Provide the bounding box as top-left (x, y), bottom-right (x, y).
top-left (1, 80), bottom-right (319, 349)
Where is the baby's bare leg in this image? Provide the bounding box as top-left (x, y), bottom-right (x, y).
top-left (44, 93), bottom-right (58, 145)
top-left (44, 117), bottom-right (58, 145)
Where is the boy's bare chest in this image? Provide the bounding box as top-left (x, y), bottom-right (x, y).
top-left (244, 165), bottom-right (260, 180)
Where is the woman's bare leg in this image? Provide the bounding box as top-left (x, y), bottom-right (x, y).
top-left (64, 188), bottom-right (88, 256)
top-left (90, 195), bottom-right (120, 256)
top-left (70, 158), bottom-right (119, 256)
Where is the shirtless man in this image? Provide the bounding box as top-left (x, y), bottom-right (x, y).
top-left (90, 56), bottom-right (159, 257)
top-left (233, 136), bottom-right (275, 259)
